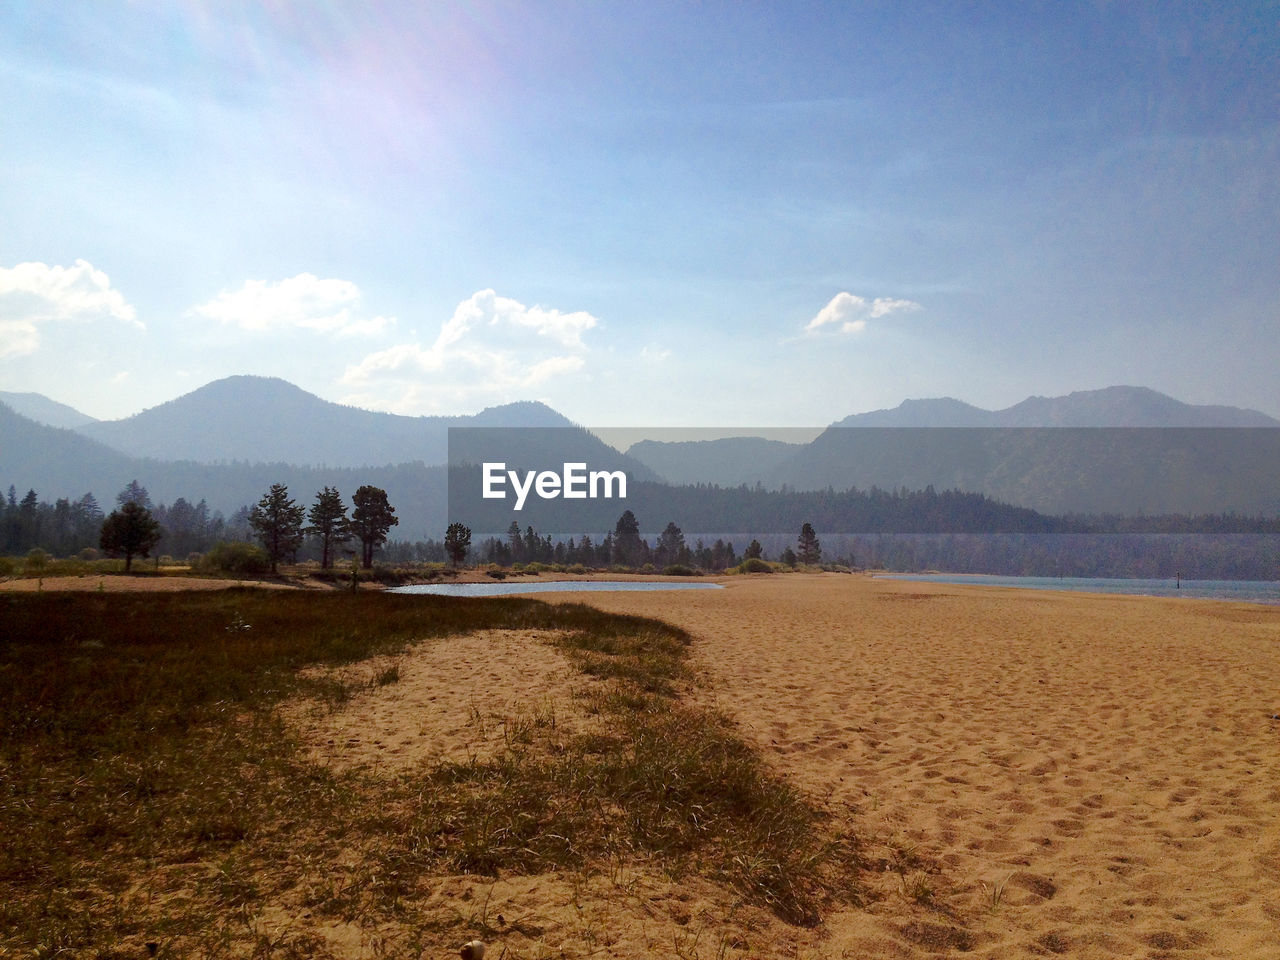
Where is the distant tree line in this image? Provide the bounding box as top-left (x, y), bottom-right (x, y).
top-left (5, 476), bottom-right (1278, 579)
top-left (459, 477), bottom-right (1280, 537)
top-left (0, 479), bottom-right (403, 572)
top-left (478, 510), bottom-right (744, 571)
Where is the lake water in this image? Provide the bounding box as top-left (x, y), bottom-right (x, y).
top-left (876, 573), bottom-right (1280, 605)
top-left (388, 580), bottom-right (725, 598)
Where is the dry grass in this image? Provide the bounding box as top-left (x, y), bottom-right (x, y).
top-left (1, 589), bottom-right (860, 957)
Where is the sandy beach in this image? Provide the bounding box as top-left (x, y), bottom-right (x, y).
top-left (549, 573), bottom-right (1280, 957)
top-left (11, 571), bottom-right (1279, 957)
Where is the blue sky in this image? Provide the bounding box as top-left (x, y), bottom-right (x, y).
top-left (1, 1), bottom-right (1276, 423)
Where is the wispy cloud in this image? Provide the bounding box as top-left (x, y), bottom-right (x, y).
top-left (0, 259), bottom-right (141, 358)
top-left (340, 289), bottom-right (599, 413)
top-left (190, 273), bottom-right (394, 337)
top-left (804, 291), bottom-right (921, 335)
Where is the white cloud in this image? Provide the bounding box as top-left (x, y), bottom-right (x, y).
top-left (340, 289), bottom-right (599, 413)
top-left (0, 259), bottom-right (140, 358)
top-left (190, 273), bottom-right (394, 337)
top-left (804, 291), bottom-right (921, 335)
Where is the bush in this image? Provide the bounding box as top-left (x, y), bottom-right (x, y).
top-left (24, 548), bottom-right (50, 574)
top-left (78, 547), bottom-right (102, 562)
top-left (737, 557), bottom-right (773, 574)
top-left (661, 564), bottom-right (698, 577)
top-left (640, 563), bottom-right (657, 574)
top-left (487, 568), bottom-right (508, 579)
top-left (0, 557), bottom-right (15, 577)
top-left (198, 541), bottom-right (271, 577)
top-left (568, 563), bottom-right (588, 575)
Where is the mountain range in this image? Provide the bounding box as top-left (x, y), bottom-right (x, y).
top-left (831, 386), bottom-right (1280, 428)
top-left (2, 379), bottom-right (1278, 532)
top-left (74, 376), bottom-right (582, 468)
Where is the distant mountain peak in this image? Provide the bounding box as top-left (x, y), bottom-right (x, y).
top-left (0, 391), bottom-right (99, 430)
top-left (71, 375), bottom-right (585, 467)
top-left (837, 386), bottom-right (1279, 428)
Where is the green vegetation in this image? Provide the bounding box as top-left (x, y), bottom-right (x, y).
top-left (0, 590), bottom-right (859, 955)
top-left (196, 540), bottom-right (272, 577)
top-left (305, 485), bottom-right (350, 570)
top-left (247, 483), bottom-right (305, 574)
top-left (350, 484), bottom-right (399, 569)
top-left (444, 521), bottom-right (472, 566)
top-left (98, 500), bottom-right (162, 572)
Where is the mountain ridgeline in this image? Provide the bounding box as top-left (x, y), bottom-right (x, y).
top-left (74, 376), bottom-right (586, 468)
top-left (624, 388), bottom-right (1280, 517)
top-left (2, 379), bottom-right (1278, 543)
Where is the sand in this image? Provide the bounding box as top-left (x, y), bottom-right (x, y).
top-left (552, 574), bottom-right (1280, 958)
top-left (15, 571), bottom-right (1280, 956)
top-left (0, 573), bottom-right (302, 592)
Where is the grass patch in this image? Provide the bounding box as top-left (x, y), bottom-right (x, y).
top-left (1, 589), bottom-right (859, 955)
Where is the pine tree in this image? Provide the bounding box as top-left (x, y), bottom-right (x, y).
top-left (655, 521), bottom-right (687, 567)
top-left (444, 522), bottom-right (472, 567)
top-left (797, 522), bottom-right (822, 566)
top-left (116, 480), bottom-right (152, 510)
top-left (248, 483), bottom-right (305, 574)
top-left (612, 510), bottom-right (644, 568)
top-left (350, 485), bottom-right (398, 569)
top-left (100, 501), bottom-right (162, 572)
top-left (307, 486), bottom-right (349, 569)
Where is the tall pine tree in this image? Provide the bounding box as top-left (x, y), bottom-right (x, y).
top-left (249, 483), bottom-right (305, 574)
top-left (307, 486), bottom-right (350, 569)
top-left (350, 485), bottom-right (398, 569)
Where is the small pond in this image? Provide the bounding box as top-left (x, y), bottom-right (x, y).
top-left (388, 580), bottom-right (724, 598)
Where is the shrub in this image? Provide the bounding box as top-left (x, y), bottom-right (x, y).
top-left (568, 563), bottom-right (588, 575)
top-left (487, 569), bottom-right (508, 579)
top-left (640, 563), bottom-right (657, 574)
top-left (78, 547), bottom-right (102, 562)
top-left (198, 541), bottom-right (271, 576)
top-left (661, 564), bottom-right (698, 577)
top-left (0, 556), bottom-right (15, 577)
top-left (737, 557), bottom-right (773, 574)
top-left (24, 548), bottom-right (51, 574)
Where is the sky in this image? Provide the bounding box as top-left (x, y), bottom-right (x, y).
top-left (1, 1), bottom-right (1277, 424)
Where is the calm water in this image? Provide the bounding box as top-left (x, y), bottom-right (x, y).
top-left (876, 573), bottom-right (1280, 604)
top-left (388, 580), bottom-right (725, 598)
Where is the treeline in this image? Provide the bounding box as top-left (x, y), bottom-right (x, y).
top-left (475, 513), bottom-right (832, 571)
top-left (1, 482), bottom-right (249, 559)
top-left (0, 480), bottom-right (406, 572)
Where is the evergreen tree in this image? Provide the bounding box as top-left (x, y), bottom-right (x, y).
top-left (100, 501), bottom-right (162, 572)
top-left (780, 546), bottom-right (798, 567)
top-left (797, 522), bottom-right (822, 565)
top-left (612, 510), bottom-right (644, 567)
top-left (116, 480), bottom-right (152, 510)
top-left (350, 485), bottom-right (398, 568)
top-left (655, 521), bottom-right (687, 567)
top-left (444, 522), bottom-right (472, 567)
top-left (307, 486), bottom-right (350, 569)
top-left (248, 483), bottom-right (305, 574)
top-left (744, 539), bottom-right (764, 560)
